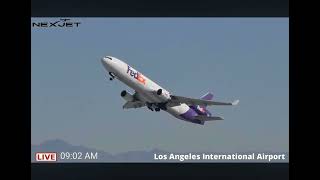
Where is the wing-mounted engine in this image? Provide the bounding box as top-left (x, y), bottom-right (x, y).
top-left (120, 90), bottom-right (134, 102)
top-left (156, 88), bottom-right (171, 101)
top-left (121, 90), bottom-right (146, 109)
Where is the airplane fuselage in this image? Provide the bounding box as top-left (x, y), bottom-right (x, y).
top-left (101, 56), bottom-right (204, 124)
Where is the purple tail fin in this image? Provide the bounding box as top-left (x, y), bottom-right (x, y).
top-left (190, 92), bottom-right (213, 117)
top-left (200, 92), bottom-right (213, 116)
top-left (200, 92), bottom-right (213, 101)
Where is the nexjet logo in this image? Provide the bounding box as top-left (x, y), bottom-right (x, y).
top-left (32, 18), bottom-right (81, 28)
top-left (127, 65), bottom-right (146, 85)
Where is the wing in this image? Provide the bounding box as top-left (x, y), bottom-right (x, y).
top-left (195, 115), bottom-right (224, 121)
top-left (122, 101), bottom-right (146, 109)
top-left (169, 95), bottom-right (239, 106)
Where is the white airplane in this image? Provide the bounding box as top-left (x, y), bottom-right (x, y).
top-left (101, 56), bottom-right (239, 125)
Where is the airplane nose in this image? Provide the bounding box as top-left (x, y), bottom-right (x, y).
top-left (101, 57), bottom-right (110, 70)
top-left (101, 56), bottom-right (114, 71)
top-left (101, 57), bottom-right (108, 64)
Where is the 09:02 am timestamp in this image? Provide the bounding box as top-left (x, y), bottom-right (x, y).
top-left (59, 152), bottom-right (98, 160)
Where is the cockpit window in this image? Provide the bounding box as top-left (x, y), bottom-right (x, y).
top-left (106, 56), bottom-right (112, 60)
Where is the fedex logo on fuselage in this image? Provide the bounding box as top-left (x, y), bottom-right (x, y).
top-left (127, 65), bottom-right (146, 85)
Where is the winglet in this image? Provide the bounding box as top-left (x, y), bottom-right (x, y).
top-left (232, 100), bottom-right (240, 106)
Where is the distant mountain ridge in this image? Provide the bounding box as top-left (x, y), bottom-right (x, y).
top-left (32, 139), bottom-right (289, 162)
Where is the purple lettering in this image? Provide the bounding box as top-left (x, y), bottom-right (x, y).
top-left (134, 72), bottom-right (138, 79)
top-left (127, 65), bottom-right (143, 81)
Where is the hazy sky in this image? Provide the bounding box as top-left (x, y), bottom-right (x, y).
top-left (31, 18), bottom-right (288, 153)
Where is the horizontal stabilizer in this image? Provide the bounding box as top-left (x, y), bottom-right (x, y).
top-left (195, 115), bottom-right (224, 121)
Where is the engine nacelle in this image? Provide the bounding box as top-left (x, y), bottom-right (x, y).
top-left (157, 89), bottom-right (162, 95)
top-left (120, 90), bottom-right (134, 102)
top-left (156, 88), bottom-right (171, 101)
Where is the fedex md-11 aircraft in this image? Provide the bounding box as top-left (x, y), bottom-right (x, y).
top-left (101, 56), bottom-right (239, 125)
